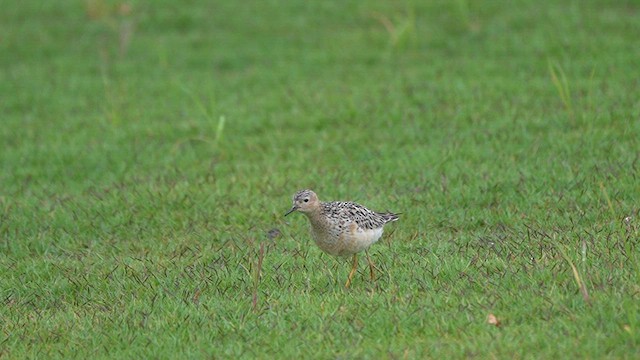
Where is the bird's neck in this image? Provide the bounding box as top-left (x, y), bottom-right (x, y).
top-left (302, 207), bottom-right (325, 226)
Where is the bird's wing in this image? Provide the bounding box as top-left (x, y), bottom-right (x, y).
top-left (327, 201), bottom-right (393, 230)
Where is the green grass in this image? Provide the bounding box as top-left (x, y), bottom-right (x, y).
top-left (1, 0), bottom-right (639, 358)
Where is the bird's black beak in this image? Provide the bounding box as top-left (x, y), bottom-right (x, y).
top-left (284, 206), bottom-right (298, 217)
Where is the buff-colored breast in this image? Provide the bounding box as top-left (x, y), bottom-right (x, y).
top-left (310, 221), bottom-right (384, 257)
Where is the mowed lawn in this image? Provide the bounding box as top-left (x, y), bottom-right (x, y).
top-left (1, 0), bottom-right (639, 358)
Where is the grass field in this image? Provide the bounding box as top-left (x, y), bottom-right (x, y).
top-left (2, 0), bottom-right (639, 358)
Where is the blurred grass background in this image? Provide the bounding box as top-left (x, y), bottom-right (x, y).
top-left (1, 0), bottom-right (639, 358)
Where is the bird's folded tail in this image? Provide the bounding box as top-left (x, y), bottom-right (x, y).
top-left (381, 212), bottom-right (400, 223)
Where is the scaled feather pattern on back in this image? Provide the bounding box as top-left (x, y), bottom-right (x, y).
top-left (320, 201), bottom-right (399, 230)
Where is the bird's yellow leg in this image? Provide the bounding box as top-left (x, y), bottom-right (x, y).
top-left (365, 250), bottom-right (375, 280)
top-left (345, 254), bottom-right (358, 288)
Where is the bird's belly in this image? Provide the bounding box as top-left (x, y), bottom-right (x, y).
top-left (312, 225), bottom-right (383, 256)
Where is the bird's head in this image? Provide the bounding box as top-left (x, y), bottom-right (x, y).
top-left (284, 189), bottom-right (319, 216)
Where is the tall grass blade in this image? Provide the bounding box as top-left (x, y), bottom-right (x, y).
top-left (556, 242), bottom-right (591, 305)
top-left (548, 60), bottom-right (575, 123)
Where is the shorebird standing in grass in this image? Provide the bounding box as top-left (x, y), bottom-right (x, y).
top-left (284, 189), bottom-right (399, 288)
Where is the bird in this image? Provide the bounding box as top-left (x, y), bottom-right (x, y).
top-left (284, 189), bottom-right (399, 288)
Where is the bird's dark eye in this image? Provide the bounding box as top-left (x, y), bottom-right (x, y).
top-left (304, 198), bottom-right (309, 202)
